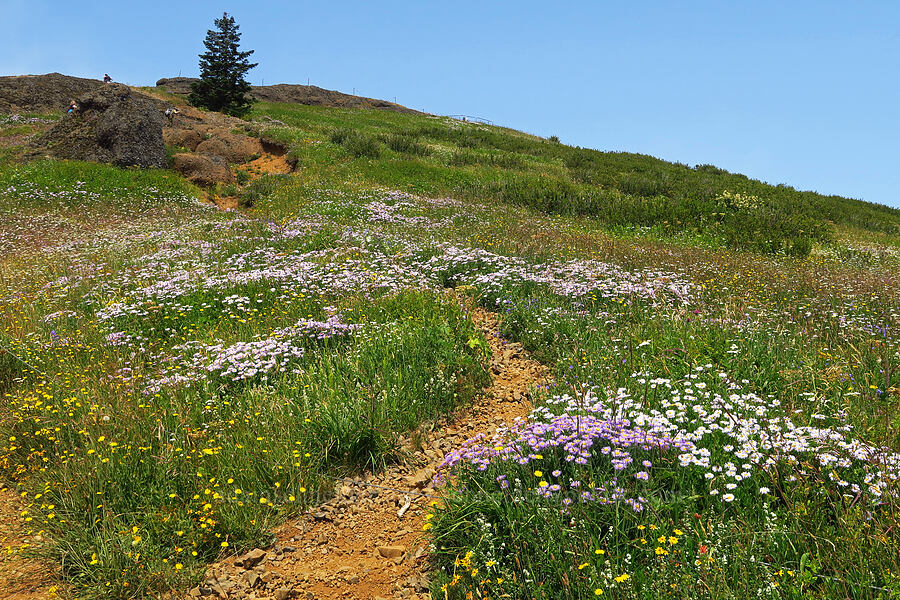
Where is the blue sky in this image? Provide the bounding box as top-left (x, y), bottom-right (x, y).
top-left (4, 0), bottom-right (899, 208)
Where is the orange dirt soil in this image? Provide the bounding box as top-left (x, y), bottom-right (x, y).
top-left (0, 487), bottom-right (65, 600)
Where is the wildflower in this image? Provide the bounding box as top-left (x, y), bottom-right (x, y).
top-left (615, 573), bottom-right (630, 583)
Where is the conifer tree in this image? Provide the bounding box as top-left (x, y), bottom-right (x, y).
top-left (189, 12), bottom-right (258, 117)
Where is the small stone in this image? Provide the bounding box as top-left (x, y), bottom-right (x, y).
top-left (377, 545), bottom-right (406, 559)
top-left (234, 548), bottom-right (266, 569)
top-left (247, 572), bottom-right (261, 588)
top-left (260, 571), bottom-right (278, 583)
top-left (274, 587), bottom-right (291, 600)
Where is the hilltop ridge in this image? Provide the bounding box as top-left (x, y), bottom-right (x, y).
top-left (155, 76), bottom-right (422, 114)
top-left (0, 73), bottom-right (421, 115)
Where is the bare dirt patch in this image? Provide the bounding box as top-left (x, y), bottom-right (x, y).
top-left (188, 302), bottom-right (549, 600)
top-left (237, 153), bottom-right (293, 182)
top-left (0, 487), bottom-right (64, 600)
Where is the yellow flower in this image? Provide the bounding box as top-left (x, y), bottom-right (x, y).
top-left (594, 590), bottom-right (604, 596)
top-left (594, 549), bottom-right (605, 555)
top-left (220, 541), bottom-right (229, 548)
top-left (175, 563), bottom-right (183, 570)
top-left (673, 529), bottom-right (683, 535)
top-left (534, 470), bottom-right (543, 477)
top-left (578, 562), bottom-right (589, 570)
top-left (615, 573), bottom-right (630, 583)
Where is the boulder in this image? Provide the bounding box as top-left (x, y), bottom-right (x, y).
top-left (195, 132), bottom-right (263, 163)
top-left (32, 84), bottom-right (165, 168)
top-left (163, 127), bottom-right (202, 151)
top-left (173, 153), bottom-right (234, 187)
top-left (0, 73), bottom-right (102, 114)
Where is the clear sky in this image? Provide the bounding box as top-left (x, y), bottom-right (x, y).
top-left (4, 0), bottom-right (899, 208)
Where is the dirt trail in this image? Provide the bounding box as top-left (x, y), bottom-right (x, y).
top-left (0, 487), bottom-right (63, 600)
top-left (190, 303), bottom-right (549, 600)
top-left (0, 303), bottom-right (548, 600)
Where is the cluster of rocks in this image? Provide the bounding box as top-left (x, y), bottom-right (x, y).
top-left (192, 547), bottom-right (295, 600)
top-left (5, 72), bottom-right (289, 188)
top-left (163, 107), bottom-right (271, 187)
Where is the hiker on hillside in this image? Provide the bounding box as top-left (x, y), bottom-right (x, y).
top-left (66, 100), bottom-right (78, 114)
top-left (103, 73), bottom-right (112, 83)
top-left (164, 107), bottom-right (180, 123)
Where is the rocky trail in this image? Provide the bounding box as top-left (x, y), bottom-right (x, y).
top-left (0, 303), bottom-right (549, 600)
top-left (184, 303), bottom-right (549, 600)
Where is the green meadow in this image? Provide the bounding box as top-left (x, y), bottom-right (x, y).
top-left (1, 101), bottom-right (898, 598)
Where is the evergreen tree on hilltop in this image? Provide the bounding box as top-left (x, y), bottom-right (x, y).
top-left (189, 12), bottom-right (258, 117)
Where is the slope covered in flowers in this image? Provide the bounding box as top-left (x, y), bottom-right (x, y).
top-left (1, 103), bottom-right (899, 599)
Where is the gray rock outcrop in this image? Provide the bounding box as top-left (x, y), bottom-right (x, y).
top-left (32, 84), bottom-right (165, 168)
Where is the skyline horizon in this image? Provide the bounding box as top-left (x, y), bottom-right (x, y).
top-left (4, 1), bottom-right (899, 209)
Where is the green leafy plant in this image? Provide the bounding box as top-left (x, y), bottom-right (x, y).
top-left (188, 12), bottom-right (258, 117)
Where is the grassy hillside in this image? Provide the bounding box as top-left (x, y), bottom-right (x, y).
top-left (0, 102), bottom-right (898, 599)
top-left (249, 101), bottom-right (900, 256)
